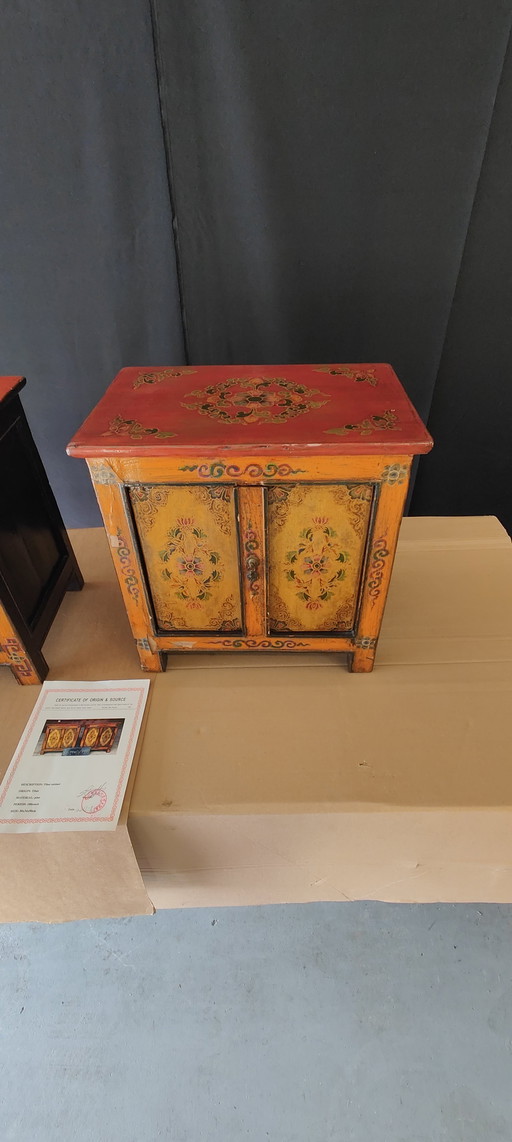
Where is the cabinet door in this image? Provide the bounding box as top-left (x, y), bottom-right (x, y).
top-left (129, 485), bottom-right (243, 632)
top-left (267, 484), bottom-right (373, 634)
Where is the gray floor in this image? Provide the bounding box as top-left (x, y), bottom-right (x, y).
top-left (1, 903), bottom-right (511, 1142)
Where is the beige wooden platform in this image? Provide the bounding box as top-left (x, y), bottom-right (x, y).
top-left (1, 516), bottom-right (511, 918)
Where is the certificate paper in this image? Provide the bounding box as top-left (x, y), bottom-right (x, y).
top-left (0, 680), bottom-right (150, 832)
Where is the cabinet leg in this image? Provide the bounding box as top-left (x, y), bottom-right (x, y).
top-left (350, 646), bottom-right (376, 673)
top-left (66, 566), bottom-right (84, 591)
top-left (136, 639), bottom-right (166, 673)
top-left (6, 643), bottom-right (48, 684)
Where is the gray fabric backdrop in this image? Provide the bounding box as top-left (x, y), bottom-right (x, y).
top-left (1, 1), bottom-right (185, 526)
top-left (1, 1), bottom-right (511, 530)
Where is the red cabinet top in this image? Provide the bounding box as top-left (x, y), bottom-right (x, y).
top-left (67, 363), bottom-right (433, 457)
top-left (0, 376), bottom-right (25, 404)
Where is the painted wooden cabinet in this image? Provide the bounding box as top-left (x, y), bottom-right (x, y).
top-left (41, 722), bottom-right (82, 753)
top-left (67, 364), bottom-right (432, 672)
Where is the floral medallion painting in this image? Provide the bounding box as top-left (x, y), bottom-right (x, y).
top-left (129, 485), bottom-right (241, 631)
top-left (267, 484), bottom-right (373, 632)
top-left (283, 519), bottom-right (350, 611)
top-left (181, 376), bottom-right (330, 425)
top-left (159, 519), bottom-right (224, 609)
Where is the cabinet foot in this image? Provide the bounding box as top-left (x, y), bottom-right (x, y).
top-left (66, 566), bottom-right (84, 591)
top-left (136, 640), bottom-right (166, 673)
top-left (350, 647), bottom-right (376, 673)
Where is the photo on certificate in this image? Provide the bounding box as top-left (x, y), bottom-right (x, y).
top-left (36, 718), bottom-right (125, 756)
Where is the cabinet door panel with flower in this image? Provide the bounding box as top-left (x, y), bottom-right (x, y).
top-left (267, 484), bottom-right (373, 633)
top-left (129, 484), bottom-right (242, 631)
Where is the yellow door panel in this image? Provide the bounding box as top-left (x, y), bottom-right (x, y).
top-left (129, 485), bottom-right (242, 631)
top-left (267, 484), bottom-right (373, 633)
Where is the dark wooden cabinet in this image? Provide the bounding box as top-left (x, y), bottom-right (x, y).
top-left (0, 376), bottom-right (83, 683)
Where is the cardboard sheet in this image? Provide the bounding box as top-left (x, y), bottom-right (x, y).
top-left (130, 809), bottom-right (512, 906)
top-left (0, 516), bottom-right (510, 917)
top-left (128, 515), bottom-right (512, 907)
top-left (0, 582), bottom-right (154, 919)
top-left (0, 828), bottom-right (152, 923)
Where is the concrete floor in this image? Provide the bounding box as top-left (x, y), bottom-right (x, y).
top-left (1, 903), bottom-right (511, 1141)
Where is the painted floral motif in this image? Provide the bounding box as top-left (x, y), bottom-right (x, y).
top-left (131, 485), bottom-right (233, 536)
top-left (269, 592), bottom-right (355, 632)
top-left (381, 463), bottom-right (409, 485)
top-left (284, 517), bottom-right (349, 611)
top-left (268, 485), bottom-right (308, 533)
top-left (178, 554), bottom-right (204, 576)
top-left (159, 518), bottom-right (223, 609)
top-left (181, 376), bottom-right (330, 425)
top-left (213, 602), bottom-right (239, 630)
top-left (203, 487), bottom-right (233, 534)
top-left (314, 366), bottom-right (378, 386)
top-left (347, 484), bottom-right (373, 502)
top-left (129, 485), bottom-right (172, 532)
top-left (103, 415), bottom-right (175, 440)
top-left (325, 409), bottom-right (398, 436)
top-left (270, 484), bottom-right (371, 541)
top-left (330, 483), bottom-right (373, 540)
top-left (159, 597), bottom-right (238, 631)
top-left (88, 461), bottom-right (118, 485)
top-left (133, 368), bottom-right (196, 389)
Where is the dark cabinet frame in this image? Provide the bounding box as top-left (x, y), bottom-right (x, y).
top-left (0, 377), bottom-right (83, 683)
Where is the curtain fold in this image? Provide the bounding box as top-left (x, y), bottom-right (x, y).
top-left (410, 24), bottom-right (512, 531)
top-left (153, 0), bottom-right (512, 528)
top-left (1, 1), bottom-right (511, 529)
top-left (1, 0), bottom-right (185, 526)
